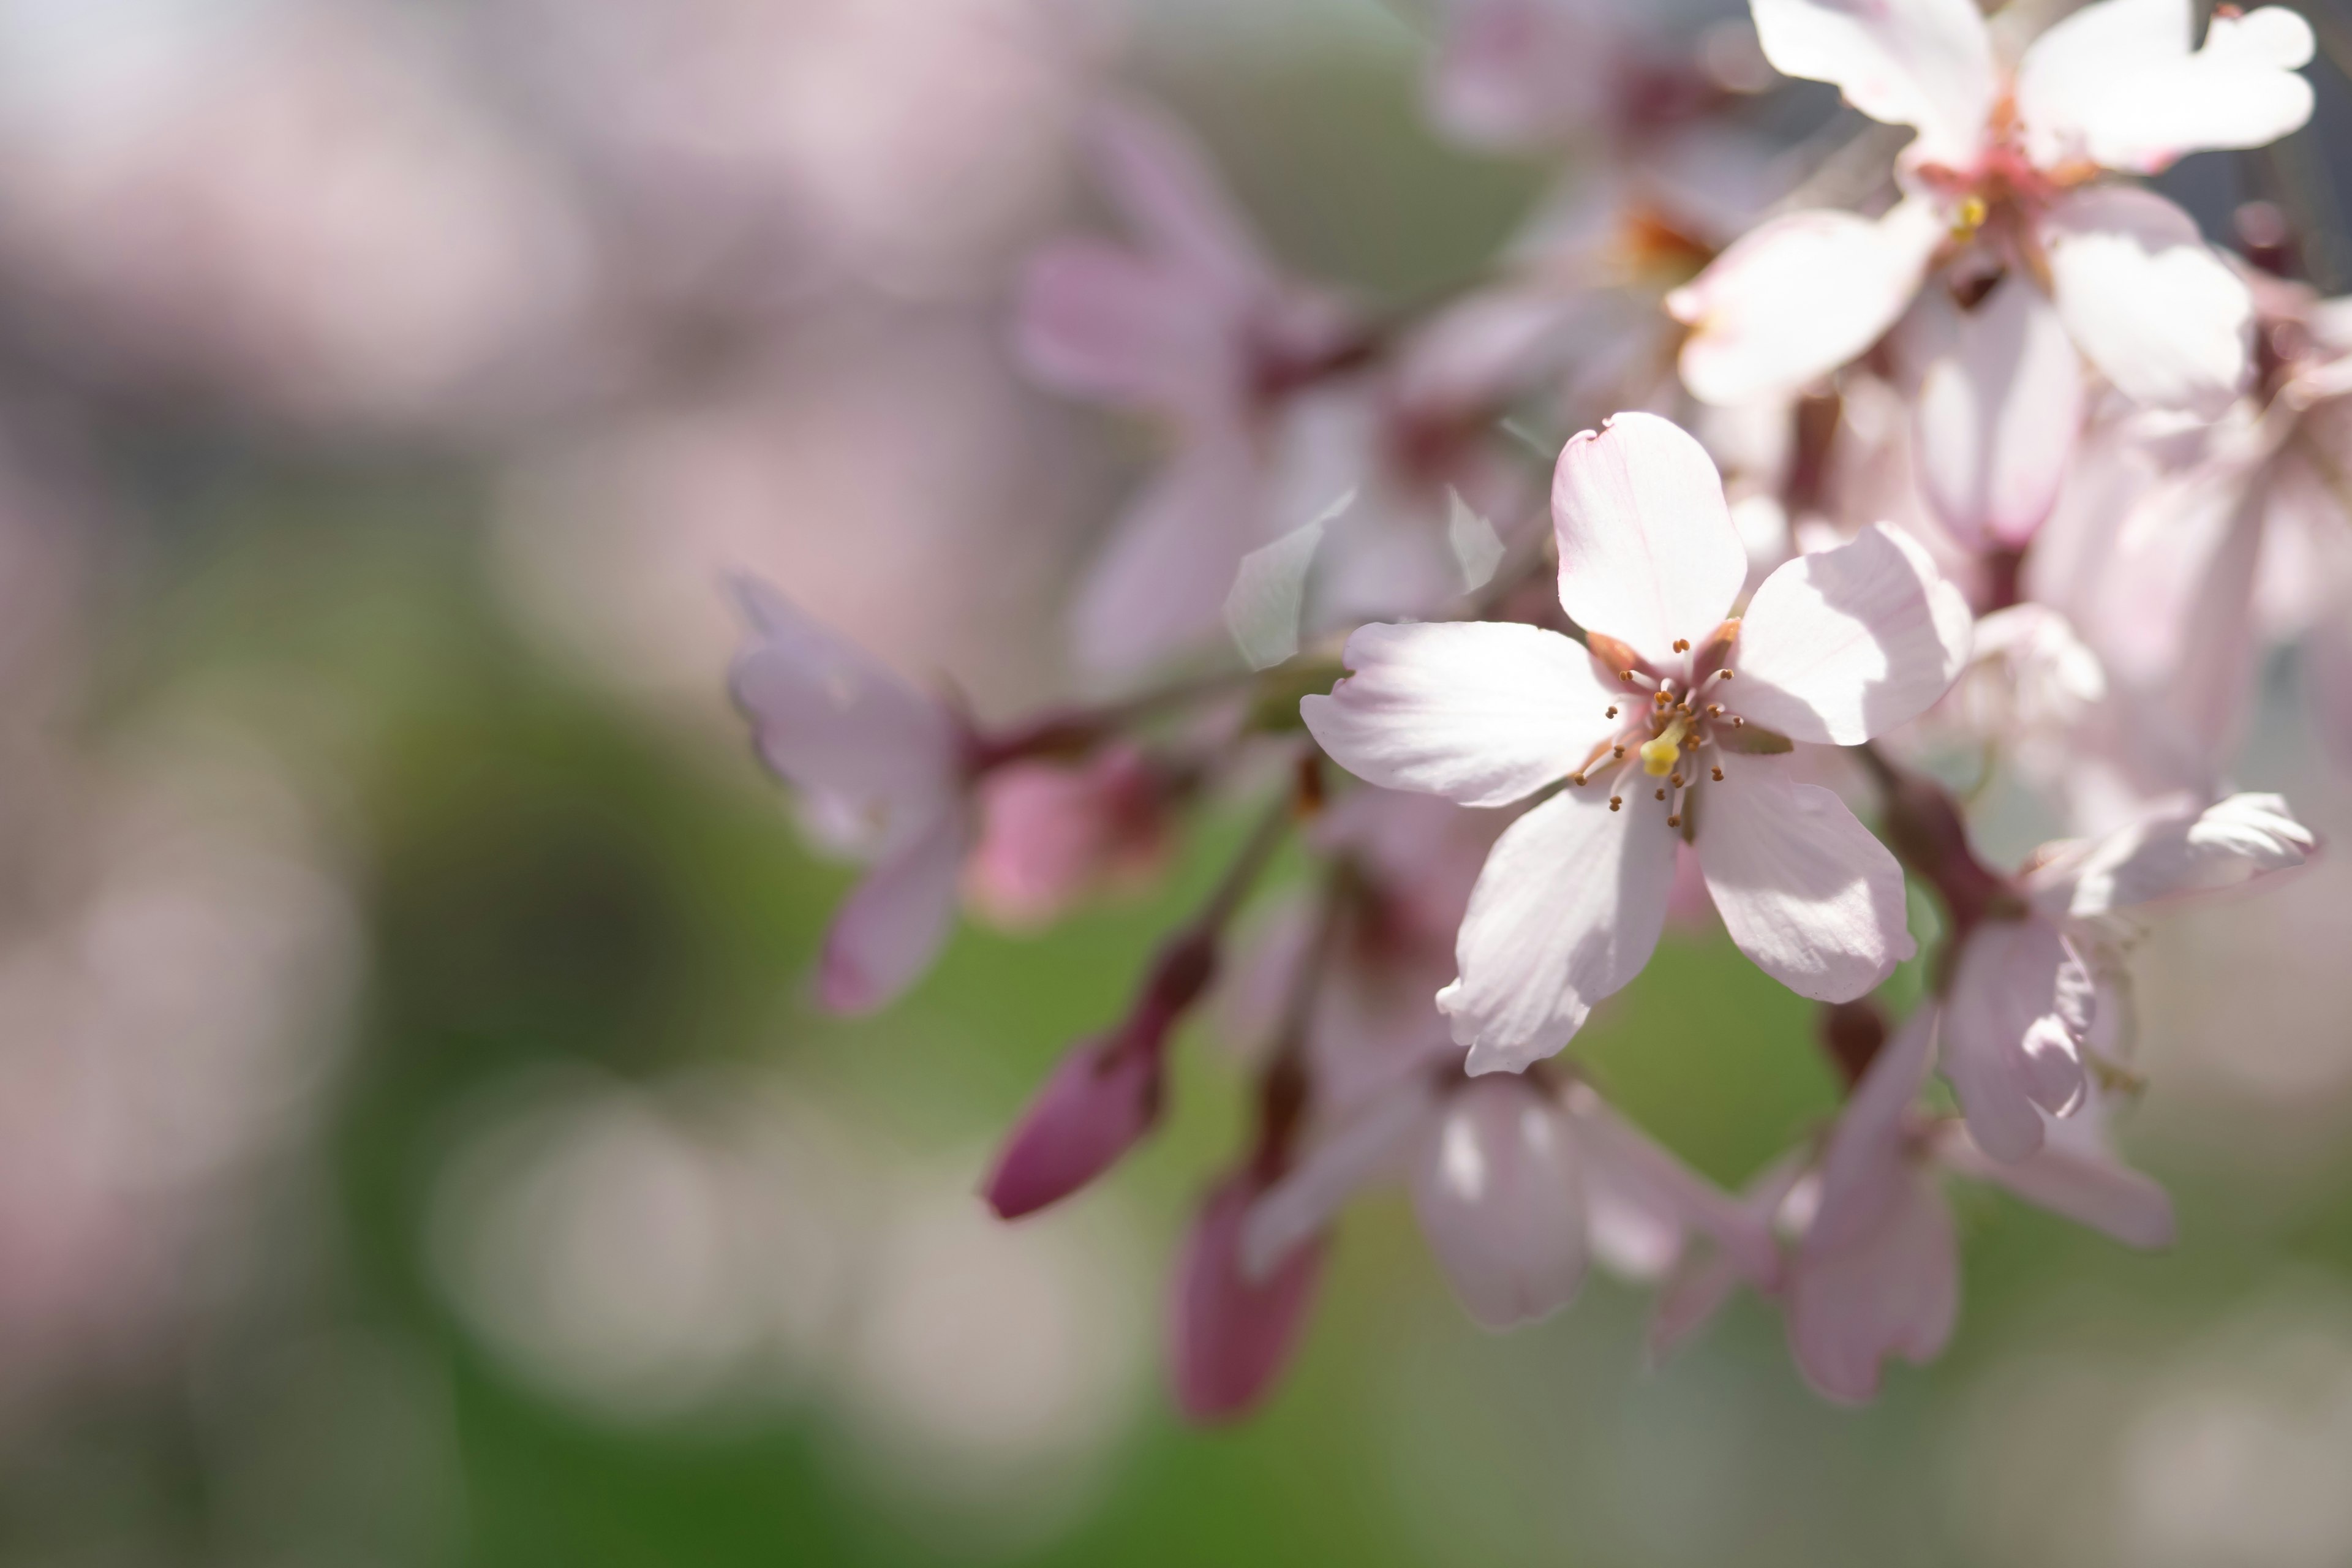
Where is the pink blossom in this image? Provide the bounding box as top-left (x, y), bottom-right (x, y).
top-left (1242, 1071), bottom-right (1764, 1332)
top-left (982, 1031), bottom-right (1162, 1221)
top-left (965, 745), bottom-right (1170, 930)
top-left (1169, 1170), bottom-right (1324, 1423)
top-left (1014, 101), bottom-right (1359, 675)
top-left (728, 578), bottom-right (968, 1014)
top-left (1662, 1010), bottom-right (2174, 1401)
top-left (1304, 412), bottom-right (1970, 1072)
top-left (1672, 0), bottom-right (2315, 424)
top-left (1940, 793), bottom-right (2315, 1161)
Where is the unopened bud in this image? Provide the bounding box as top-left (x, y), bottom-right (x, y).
top-left (984, 1031), bottom-right (1164, 1219)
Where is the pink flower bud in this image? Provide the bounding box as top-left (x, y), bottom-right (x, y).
top-left (967, 746), bottom-right (1169, 930)
top-left (982, 1035), bottom-right (1162, 1221)
top-left (1168, 1173), bottom-right (1324, 1424)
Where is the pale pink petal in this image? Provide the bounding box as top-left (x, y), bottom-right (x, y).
top-left (1438, 784), bottom-right (1678, 1074)
top-left (1302, 621), bottom-right (1619, 807)
top-left (1087, 100), bottom-right (1277, 311)
top-left (1749, 0), bottom-right (1997, 167)
top-left (1939, 916), bottom-right (2091, 1163)
top-left (1806, 1006), bottom-right (1936, 1257)
top-left (1932, 1120), bottom-right (2174, 1248)
top-left (817, 808), bottom-right (969, 1015)
top-left (1731, 524), bottom-right (1973, 744)
top-left (1648, 1152), bottom-right (1809, 1360)
top-left (1912, 276), bottom-right (2085, 551)
top-left (2027, 793), bottom-right (2317, 918)
top-left (1786, 1170), bottom-right (1957, 1404)
top-left (1698, 758), bottom-right (1915, 1003)
top-left (2016, 0), bottom-right (2315, 175)
top-left (728, 579), bottom-right (959, 842)
top-left (1170, 1173), bottom-right (1325, 1423)
top-left (1408, 1077), bottom-right (1588, 1329)
top-left (1072, 429), bottom-right (1265, 677)
top-left (1013, 239), bottom-right (1237, 418)
top-left (1240, 1080), bottom-right (1436, 1279)
top-left (1571, 1085), bottom-right (1770, 1282)
top-left (1550, 412), bottom-right (1747, 664)
top-left (2042, 187), bottom-right (2253, 417)
top-left (1669, 198), bottom-right (1946, 405)
top-left (983, 1032), bottom-right (1162, 1219)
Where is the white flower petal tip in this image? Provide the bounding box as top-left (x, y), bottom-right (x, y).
top-left (1411, 1080), bottom-right (1589, 1330)
top-left (1551, 412), bottom-right (1747, 666)
top-left (1300, 620), bottom-right (1618, 807)
top-left (1441, 786), bottom-right (1677, 1070)
top-left (2032, 792), bottom-right (2319, 918)
top-left (1732, 524), bottom-right (1972, 745)
top-left (1748, 0), bottom-right (1997, 166)
top-left (2043, 187), bottom-right (2253, 418)
top-left (1670, 200), bottom-right (1944, 405)
top-left (2016, 0), bottom-right (2316, 176)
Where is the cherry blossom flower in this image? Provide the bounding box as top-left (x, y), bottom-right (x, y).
top-left (1304, 412), bottom-right (1970, 1072)
top-left (1671, 0), bottom-right (2315, 420)
top-left (1241, 1070), bottom-right (1769, 1331)
top-left (1659, 1010), bottom-right (2174, 1402)
top-left (1940, 793), bottom-right (2317, 1161)
top-left (728, 579), bottom-right (969, 1014)
top-left (1014, 101), bottom-right (1360, 675)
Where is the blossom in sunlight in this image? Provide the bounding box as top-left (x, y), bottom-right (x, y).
top-left (1937, 793), bottom-right (2317, 1161)
top-left (1671, 0), bottom-right (2315, 422)
top-left (729, 579), bottom-right (970, 1013)
top-left (1659, 1010), bottom-right (2175, 1403)
top-left (1305, 412), bottom-right (1969, 1072)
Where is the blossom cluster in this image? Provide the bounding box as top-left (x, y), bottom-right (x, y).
top-left (734, 0), bottom-right (2334, 1412)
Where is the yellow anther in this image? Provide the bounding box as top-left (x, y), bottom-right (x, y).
top-left (1951, 194), bottom-right (1988, 241)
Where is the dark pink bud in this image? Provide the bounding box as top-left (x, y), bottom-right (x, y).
top-left (1168, 1172), bottom-right (1324, 1424)
top-left (983, 1035), bottom-right (1161, 1220)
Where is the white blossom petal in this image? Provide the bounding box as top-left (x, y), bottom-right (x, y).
top-left (1302, 620), bottom-right (1619, 807)
top-left (817, 807), bottom-right (969, 1014)
top-left (1787, 1169), bottom-right (1956, 1404)
top-left (1072, 430), bottom-right (1266, 677)
top-left (1939, 916), bottom-right (2092, 1163)
top-left (1731, 524), bottom-right (1973, 744)
top-left (729, 579), bottom-right (960, 846)
top-left (1439, 784), bottom-right (1677, 1074)
top-left (1932, 1120), bottom-right (2175, 1248)
top-left (1550, 412), bottom-right (1747, 664)
top-left (1013, 239), bottom-right (1238, 418)
top-left (2042, 186), bottom-right (2253, 417)
top-left (1748, 0), bottom-right (1998, 167)
top-left (1912, 276), bottom-right (2085, 550)
top-left (1409, 1078), bottom-right (1589, 1329)
top-left (2027, 793), bottom-right (2318, 917)
top-left (1696, 758), bottom-right (1915, 1003)
top-left (2016, 0), bottom-right (2315, 175)
top-left (1669, 199), bottom-right (1946, 405)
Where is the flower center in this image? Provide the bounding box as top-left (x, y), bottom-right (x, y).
top-left (1566, 628), bottom-right (1746, 831)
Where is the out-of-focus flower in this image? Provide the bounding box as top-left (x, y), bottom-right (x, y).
top-left (1940, 794), bottom-right (2318, 1155)
top-left (1016, 100), bottom-right (1363, 675)
top-left (1662, 1010), bottom-right (2174, 1403)
top-left (1305, 413), bottom-right (1969, 1071)
top-left (729, 579), bottom-right (970, 1014)
top-left (1242, 1071), bottom-right (1763, 1332)
top-left (1672, 0), bottom-right (2315, 419)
